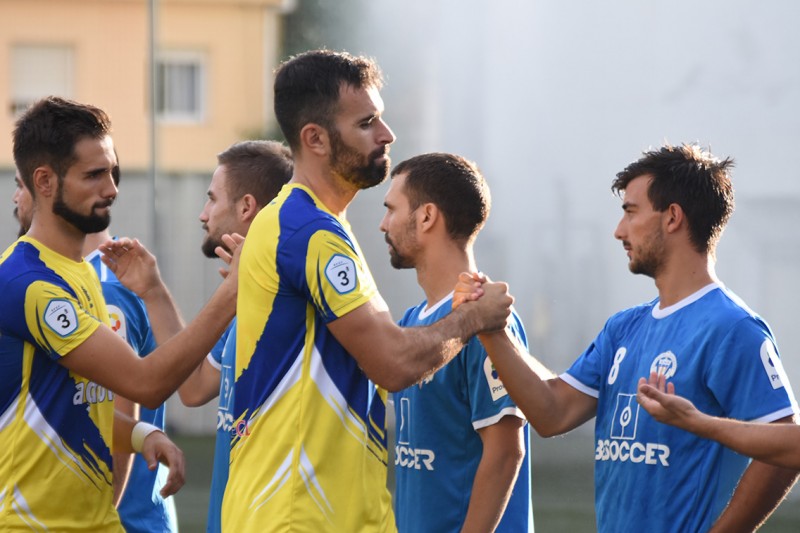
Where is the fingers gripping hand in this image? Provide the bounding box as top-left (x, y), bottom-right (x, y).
top-left (474, 281), bottom-right (514, 332)
top-left (140, 431), bottom-right (186, 498)
top-left (452, 272), bottom-right (487, 309)
top-left (99, 238), bottom-right (162, 298)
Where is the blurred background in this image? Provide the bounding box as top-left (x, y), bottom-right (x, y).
top-left (1, 0), bottom-right (799, 530)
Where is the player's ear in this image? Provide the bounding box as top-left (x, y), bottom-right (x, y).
top-left (418, 203), bottom-right (438, 233)
top-left (300, 123), bottom-right (328, 157)
top-left (239, 194), bottom-right (259, 222)
top-left (663, 203), bottom-right (684, 234)
top-left (32, 166), bottom-right (56, 198)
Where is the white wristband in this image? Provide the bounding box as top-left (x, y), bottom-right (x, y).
top-left (131, 422), bottom-right (161, 453)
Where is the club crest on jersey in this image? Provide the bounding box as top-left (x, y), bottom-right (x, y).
top-left (44, 299), bottom-right (79, 337)
top-left (483, 358), bottom-right (508, 401)
top-left (107, 305), bottom-right (128, 342)
top-left (650, 351), bottom-right (677, 379)
top-left (325, 254), bottom-right (357, 294)
top-left (760, 339), bottom-right (788, 390)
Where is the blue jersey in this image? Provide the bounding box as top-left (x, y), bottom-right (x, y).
top-left (86, 249), bottom-right (178, 533)
top-left (393, 294), bottom-right (534, 533)
top-left (206, 320), bottom-right (234, 533)
top-left (563, 283), bottom-right (797, 533)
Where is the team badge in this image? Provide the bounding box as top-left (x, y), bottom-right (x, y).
top-left (325, 254), bottom-right (357, 294)
top-left (650, 351), bottom-right (677, 379)
top-left (44, 299), bottom-right (79, 337)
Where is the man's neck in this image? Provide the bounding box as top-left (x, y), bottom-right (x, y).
top-left (417, 243), bottom-right (477, 307)
top-left (27, 216), bottom-right (86, 262)
top-left (654, 252), bottom-right (717, 308)
top-left (289, 158), bottom-right (358, 218)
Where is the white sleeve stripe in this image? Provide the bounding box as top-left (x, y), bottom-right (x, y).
top-left (473, 407), bottom-right (526, 430)
top-left (750, 405), bottom-right (798, 424)
top-left (559, 373), bottom-right (599, 398)
top-left (206, 352), bottom-right (222, 371)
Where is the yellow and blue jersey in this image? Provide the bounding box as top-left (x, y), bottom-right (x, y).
top-left (0, 236), bottom-right (120, 531)
top-left (223, 184), bottom-right (395, 532)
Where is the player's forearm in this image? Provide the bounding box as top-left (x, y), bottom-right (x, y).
top-left (140, 281), bottom-right (186, 345)
top-left (703, 417), bottom-right (800, 470)
top-left (177, 361), bottom-right (221, 407)
top-left (709, 458), bottom-right (798, 532)
top-left (461, 444), bottom-right (523, 532)
top-left (137, 287), bottom-right (234, 408)
top-left (477, 330), bottom-right (573, 436)
top-left (112, 395), bottom-right (138, 505)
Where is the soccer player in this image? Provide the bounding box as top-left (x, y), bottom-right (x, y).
top-left (176, 140), bottom-right (292, 533)
top-left (637, 371), bottom-right (800, 470)
top-left (12, 162), bottom-right (179, 531)
top-left (222, 50), bottom-right (512, 532)
top-left (456, 144), bottom-right (799, 532)
top-left (381, 153), bottom-right (533, 532)
top-left (0, 96), bottom-right (238, 531)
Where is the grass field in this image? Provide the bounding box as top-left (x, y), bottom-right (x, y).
top-left (172, 432), bottom-right (800, 532)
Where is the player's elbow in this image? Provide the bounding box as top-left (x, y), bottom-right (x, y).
top-left (369, 373), bottom-right (414, 393)
top-left (126, 384), bottom-right (170, 410)
top-left (177, 388), bottom-right (204, 407)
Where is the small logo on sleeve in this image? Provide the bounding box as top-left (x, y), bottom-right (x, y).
top-left (107, 305), bottom-right (128, 342)
top-left (325, 254), bottom-right (357, 294)
top-left (484, 358), bottom-right (508, 401)
top-left (43, 299), bottom-right (79, 337)
top-left (760, 339), bottom-right (787, 390)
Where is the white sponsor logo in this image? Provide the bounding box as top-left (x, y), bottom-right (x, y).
top-left (610, 393), bottom-right (640, 439)
top-left (760, 339), bottom-right (787, 390)
top-left (650, 351), bottom-right (677, 379)
top-left (395, 445), bottom-right (435, 471)
top-left (107, 305), bottom-right (128, 342)
top-left (73, 381), bottom-right (115, 405)
top-left (595, 439), bottom-right (670, 466)
top-left (44, 299), bottom-right (78, 337)
top-left (325, 254), bottom-right (357, 294)
top-left (484, 358), bottom-right (508, 401)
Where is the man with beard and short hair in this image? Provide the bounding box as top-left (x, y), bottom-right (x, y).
top-left (0, 96), bottom-right (239, 531)
top-left (380, 153), bottom-right (534, 532)
top-left (177, 140), bottom-right (292, 533)
top-left (10, 163), bottom-right (179, 532)
top-left (456, 144), bottom-right (799, 532)
top-left (223, 50), bottom-right (513, 532)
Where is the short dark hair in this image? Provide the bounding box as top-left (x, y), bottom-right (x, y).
top-left (274, 49), bottom-right (384, 151)
top-left (13, 96), bottom-right (112, 194)
top-left (217, 140), bottom-right (293, 206)
top-left (391, 152), bottom-right (491, 243)
top-left (612, 143), bottom-right (735, 254)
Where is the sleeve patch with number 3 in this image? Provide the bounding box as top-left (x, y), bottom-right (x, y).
top-left (325, 254), bottom-right (357, 294)
top-left (43, 299), bottom-right (79, 337)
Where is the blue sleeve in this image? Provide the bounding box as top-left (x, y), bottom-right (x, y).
top-left (210, 326), bottom-right (232, 366)
top-left (707, 317), bottom-right (797, 422)
top-left (467, 313), bottom-right (528, 426)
